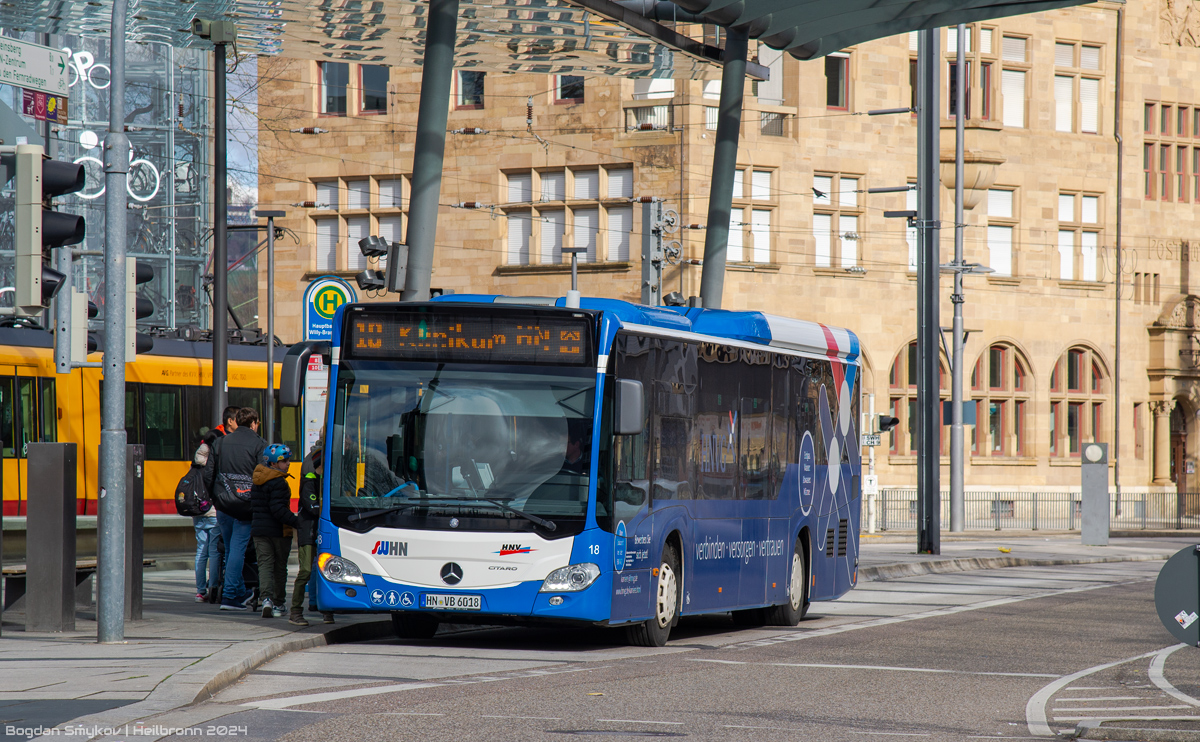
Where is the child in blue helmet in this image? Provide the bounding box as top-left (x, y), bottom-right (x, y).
top-left (251, 443), bottom-right (301, 618)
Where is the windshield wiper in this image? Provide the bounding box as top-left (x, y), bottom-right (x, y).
top-left (347, 503), bottom-right (420, 523)
top-left (480, 498), bottom-right (557, 532)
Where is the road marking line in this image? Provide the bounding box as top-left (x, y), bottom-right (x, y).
top-left (723, 725), bottom-right (801, 731)
top-left (847, 733), bottom-right (929, 737)
top-left (381, 712), bottom-right (444, 716)
top-left (689, 659), bottom-right (747, 665)
top-left (1024, 648), bottom-right (1166, 737)
top-left (1053, 713), bottom-right (1200, 721)
top-left (597, 719), bottom-right (684, 725)
top-left (734, 579), bottom-right (1143, 650)
top-left (760, 661), bottom-right (1057, 678)
top-left (482, 715), bottom-right (563, 721)
top-left (1052, 705), bottom-right (1193, 712)
top-left (1149, 644), bottom-right (1200, 708)
top-left (1054, 696), bottom-right (1150, 702)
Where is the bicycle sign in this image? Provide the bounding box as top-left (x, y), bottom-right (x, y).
top-left (0, 37), bottom-right (68, 96)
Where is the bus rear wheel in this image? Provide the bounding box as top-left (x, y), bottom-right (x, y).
top-left (764, 541), bottom-right (808, 626)
top-left (391, 611), bottom-right (439, 640)
top-left (626, 542), bottom-right (680, 647)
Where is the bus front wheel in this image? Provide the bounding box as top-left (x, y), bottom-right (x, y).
top-left (391, 611), bottom-right (439, 640)
top-left (764, 541), bottom-right (808, 626)
top-left (626, 542), bottom-right (681, 647)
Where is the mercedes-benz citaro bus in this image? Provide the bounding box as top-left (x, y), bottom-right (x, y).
top-left (293, 295), bottom-right (862, 647)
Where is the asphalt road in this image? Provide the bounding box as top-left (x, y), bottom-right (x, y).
top-left (103, 562), bottom-right (1200, 741)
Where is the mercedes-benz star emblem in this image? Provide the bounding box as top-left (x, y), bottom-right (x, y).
top-left (449, 517), bottom-right (460, 529)
top-left (440, 562), bottom-right (463, 585)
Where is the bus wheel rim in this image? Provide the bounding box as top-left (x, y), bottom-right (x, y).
top-left (656, 562), bottom-right (677, 628)
top-left (789, 552), bottom-right (803, 611)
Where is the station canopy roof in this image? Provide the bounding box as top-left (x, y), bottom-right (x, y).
top-left (0, 0), bottom-right (1088, 79)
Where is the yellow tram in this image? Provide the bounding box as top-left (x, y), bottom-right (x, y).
top-left (0, 327), bottom-right (300, 516)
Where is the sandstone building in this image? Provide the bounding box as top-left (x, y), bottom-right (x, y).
top-left (257, 0), bottom-right (1200, 495)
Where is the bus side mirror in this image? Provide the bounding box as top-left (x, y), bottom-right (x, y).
top-left (614, 379), bottom-right (644, 436)
top-left (280, 340), bottom-right (331, 407)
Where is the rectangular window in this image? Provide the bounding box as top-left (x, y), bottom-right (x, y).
top-left (378, 178), bottom-right (402, 209)
top-left (909, 59), bottom-right (918, 112)
top-left (633, 78), bottom-right (674, 100)
top-left (1068, 350), bottom-right (1083, 391)
top-left (573, 208), bottom-right (598, 263)
top-left (970, 400), bottom-right (980, 454)
top-left (825, 54), bottom-right (849, 109)
top-left (947, 26), bottom-right (972, 53)
top-left (506, 213), bottom-right (531, 265)
top-left (1015, 400), bottom-right (1026, 455)
top-left (732, 169), bottom-right (745, 199)
top-left (540, 209), bottom-right (564, 264)
top-left (728, 212), bottom-right (744, 262)
top-left (908, 398), bottom-right (918, 454)
top-left (1163, 104), bottom-right (1173, 135)
top-left (360, 65), bottom-right (388, 113)
top-left (948, 61), bottom-right (971, 119)
top-left (1180, 106), bottom-right (1188, 137)
top-left (1068, 402), bottom-right (1081, 454)
top-left (1162, 144), bottom-right (1172, 200)
top-left (607, 167), bottom-right (634, 199)
top-left (346, 179), bottom-right (369, 210)
top-left (1054, 75), bottom-right (1073, 132)
top-left (813, 175), bottom-right (832, 205)
top-left (607, 205), bottom-right (632, 261)
top-left (890, 398), bottom-right (902, 454)
top-left (705, 106), bottom-right (719, 130)
top-left (556, 75), bottom-right (585, 102)
top-left (1001, 69), bottom-right (1026, 128)
top-left (1145, 103), bottom-right (1156, 133)
top-left (457, 70), bottom-right (485, 108)
top-left (143, 385), bottom-right (183, 461)
top-left (315, 218), bottom-right (338, 271)
top-left (1081, 194), bottom-right (1099, 223)
top-left (1059, 193), bottom-right (1075, 222)
top-left (751, 209), bottom-right (771, 263)
top-left (346, 216), bottom-right (369, 271)
top-left (813, 212), bottom-right (831, 267)
top-left (1001, 36), bottom-right (1026, 62)
top-left (989, 346), bottom-right (1004, 389)
top-left (1134, 403), bottom-right (1144, 459)
top-left (377, 215), bottom-right (402, 267)
top-left (1050, 402), bottom-right (1058, 455)
top-left (839, 177), bottom-right (857, 208)
top-left (1179, 145), bottom-right (1189, 202)
top-left (540, 171), bottom-right (565, 201)
top-left (320, 62), bottom-right (349, 115)
top-left (1054, 42), bottom-right (1074, 67)
top-left (316, 181), bottom-right (339, 210)
top-left (1194, 148), bottom-right (1199, 200)
top-left (981, 63), bottom-right (993, 120)
top-left (574, 170), bottom-right (599, 200)
top-left (1080, 78), bottom-right (1099, 134)
top-left (1145, 143), bottom-right (1155, 199)
top-left (1091, 402), bottom-right (1103, 443)
top-left (988, 188), bottom-right (1013, 218)
top-left (980, 27), bottom-right (994, 54)
top-left (1081, 45), bottom-right (1101, 70)
top-left (752, 170), bottom-right (772, 200)
top-left (508, 172), bottom-right (532, 202)
top-left (1081, 231), bottom-right (1098, 282)
top-left (839, 214), bottom-right (858, 268)
top-left (989, 400), bottom-right (1005, 455)
top-left (1058, 230), bottom-right (1074, 280)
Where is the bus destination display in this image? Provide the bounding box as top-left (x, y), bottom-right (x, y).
top-left (346, 310), bottom-right (591, 365)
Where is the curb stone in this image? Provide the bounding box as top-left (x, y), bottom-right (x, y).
top-left (859, 553), bottom-right (1175, 582)
top-left (1074, 719), bottom-right (1200, 741)
top-left (41, 619), bottom-right (393, 741)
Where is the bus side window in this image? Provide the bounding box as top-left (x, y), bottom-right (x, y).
top-left (770, 358), bottom-right (792, 497)
top-left (652, 339), bottom-right (694, 502)
top-left (693, 344), bottom-right (738, 500)
top-left (143, 384), bottom-right (184, 461)
top-left (612, 334), bottom-right (652, 514)
top-left (738, 355), bottom-right (771, 500)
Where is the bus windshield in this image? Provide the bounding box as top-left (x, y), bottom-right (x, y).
top-left (329, 362), bottom-right (595, 537)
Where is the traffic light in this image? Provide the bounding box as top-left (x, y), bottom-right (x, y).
top-left (878, 415), bottom-right (900, 433)
top-left (69, 291), bottom-right (99, 366)
top-left (356, 235), bottom-right (397, 292)
top-left (126, 258), bottom-right (154, 360)
top-left (10, 144), bottom-right (84, 316)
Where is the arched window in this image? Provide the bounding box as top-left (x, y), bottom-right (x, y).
top-left (1049, 346), bottom-right (1108, 457)
top-left (970, 343), bottom-right (1032, 456)
top-left (888, 340), bottom-right (948, 455)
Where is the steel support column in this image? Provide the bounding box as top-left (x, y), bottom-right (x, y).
top-left (698, 27), bottom-right (748, 311)
top-left (98, 0), bottom-right (130, 642)
top-left (949, 23), bottom-right (966, 533)
top-left (916, 27), bottom-right (941, 555)
top-left (398, 0), bottom-right (459, 300)
top-left (212, 41), bottom-right (229, 425)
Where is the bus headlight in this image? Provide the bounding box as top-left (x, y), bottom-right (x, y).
top-left (539, 563), bottom-right (600, 592)
top-left (317, 553), bottom-right (366, 585)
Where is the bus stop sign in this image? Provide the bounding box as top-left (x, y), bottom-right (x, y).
top-left (1155, 545), bottom-right (1200, 646)
top-left (303, 277), bottom-right (356, 341)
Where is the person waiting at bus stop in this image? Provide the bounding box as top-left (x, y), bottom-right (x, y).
top-left (251, 444), bottom-right (301, 619)
top-left (191, 405), bottom-right (239, 603)
top-left (290, 445), bottom-right (334, 626)
top-left (205, 407), bottom-right (266, 611)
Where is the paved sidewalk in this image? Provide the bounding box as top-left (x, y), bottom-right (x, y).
top-left (0, 533), bottom-right (1192, 741)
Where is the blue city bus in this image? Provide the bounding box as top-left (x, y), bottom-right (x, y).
top-left (303, 296), bottom-right (862, 646)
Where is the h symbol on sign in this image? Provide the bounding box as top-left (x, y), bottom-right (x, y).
top-left (319, 293), bottom-right (341, 314)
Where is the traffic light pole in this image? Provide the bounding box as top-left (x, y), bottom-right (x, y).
top-left (98, 0), bottom-right (130, 643)
top-left (212, 40), bottom-right (229, 427)
top-left (916, 27), bottom-right (941, 555)
top-left (255, 210), bottom-right (286, 444)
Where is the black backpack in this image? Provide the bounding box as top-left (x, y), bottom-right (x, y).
top-left (175, 465), bottom-right (213, 517)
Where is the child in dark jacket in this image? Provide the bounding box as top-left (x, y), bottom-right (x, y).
top-left (251, 444), bottom-right (300, 618)
top-left (289, 447), bottom-right (333, 626)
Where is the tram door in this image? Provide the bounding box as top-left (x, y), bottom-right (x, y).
top-left (0, 367), bottom-right (54, 515)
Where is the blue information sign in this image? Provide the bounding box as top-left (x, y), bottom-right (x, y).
top-left (303, 277), bottom-right (357, 341)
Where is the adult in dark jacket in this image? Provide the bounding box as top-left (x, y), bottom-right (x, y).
top-left (190, 405), bottom-right (239, 603)
top-left (252, 443), bottom-right (300, 618)
top-left (204, 407), bottom-right (266, 611)
top-left (289, 446), bottom-right (333, 626)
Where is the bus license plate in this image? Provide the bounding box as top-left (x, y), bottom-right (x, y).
top-left (422, 593), bottom-right (482, 611)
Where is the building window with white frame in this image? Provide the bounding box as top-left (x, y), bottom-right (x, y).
top-left (825, 53), bottom-right (850, 110)
top-left (456, 70), bottom-right (486, 108)
top-left (555, 75), bottom-right (585, 103)
top-left (360, 65), bottom-right (389, 114)
top-left (319, 62), bottom-right (349, 116)
top-left (309, 176), bottom-right (408, 272)
top-left (986, 188), bottom-right (1016, 276)
top-left (945, 25), bottom-right (998, 121)
top-left (1053, 41), bottom-right (1102, 134)
top-left (727, 168), bottom-right (776, 263)
top-left (1000, 35), bottom-right (1028, 129)
top-left (1057, 192), bottom-right (1101, 281)
top-left (813, 173), bottom-right (862, 268)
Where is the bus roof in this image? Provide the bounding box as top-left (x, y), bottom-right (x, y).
top-left (430, 295), bottom-right (860, 364)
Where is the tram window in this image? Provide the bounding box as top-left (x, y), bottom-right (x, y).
top-left (693, 343), bottom-right (739, 500)
top-left (0, 377), bottom-right (16, 457)
top-left (184, 386), bottom-right (215, 456)
top-left (228, 388), bottom-right (264, 417)
top-left (39, 379), bottom-right (57, 443)
top-left (144, 385), bottom-right (184, 461)
top-left (16, 378), bottom-right (35, 455)
top-left (100, 380), bottom-right (143, 446)
top-left (274, 393), bottom-right (302, 453)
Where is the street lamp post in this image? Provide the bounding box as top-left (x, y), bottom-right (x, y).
top-left (255, 210), bottom-right (285, 444)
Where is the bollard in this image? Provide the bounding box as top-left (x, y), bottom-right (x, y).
top-left (1081, 443), bottom-right (1109, 546)
top-left (125, 445), bottom-right (144, 621)
top-left (26, 443), bottom-right (77, 632)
